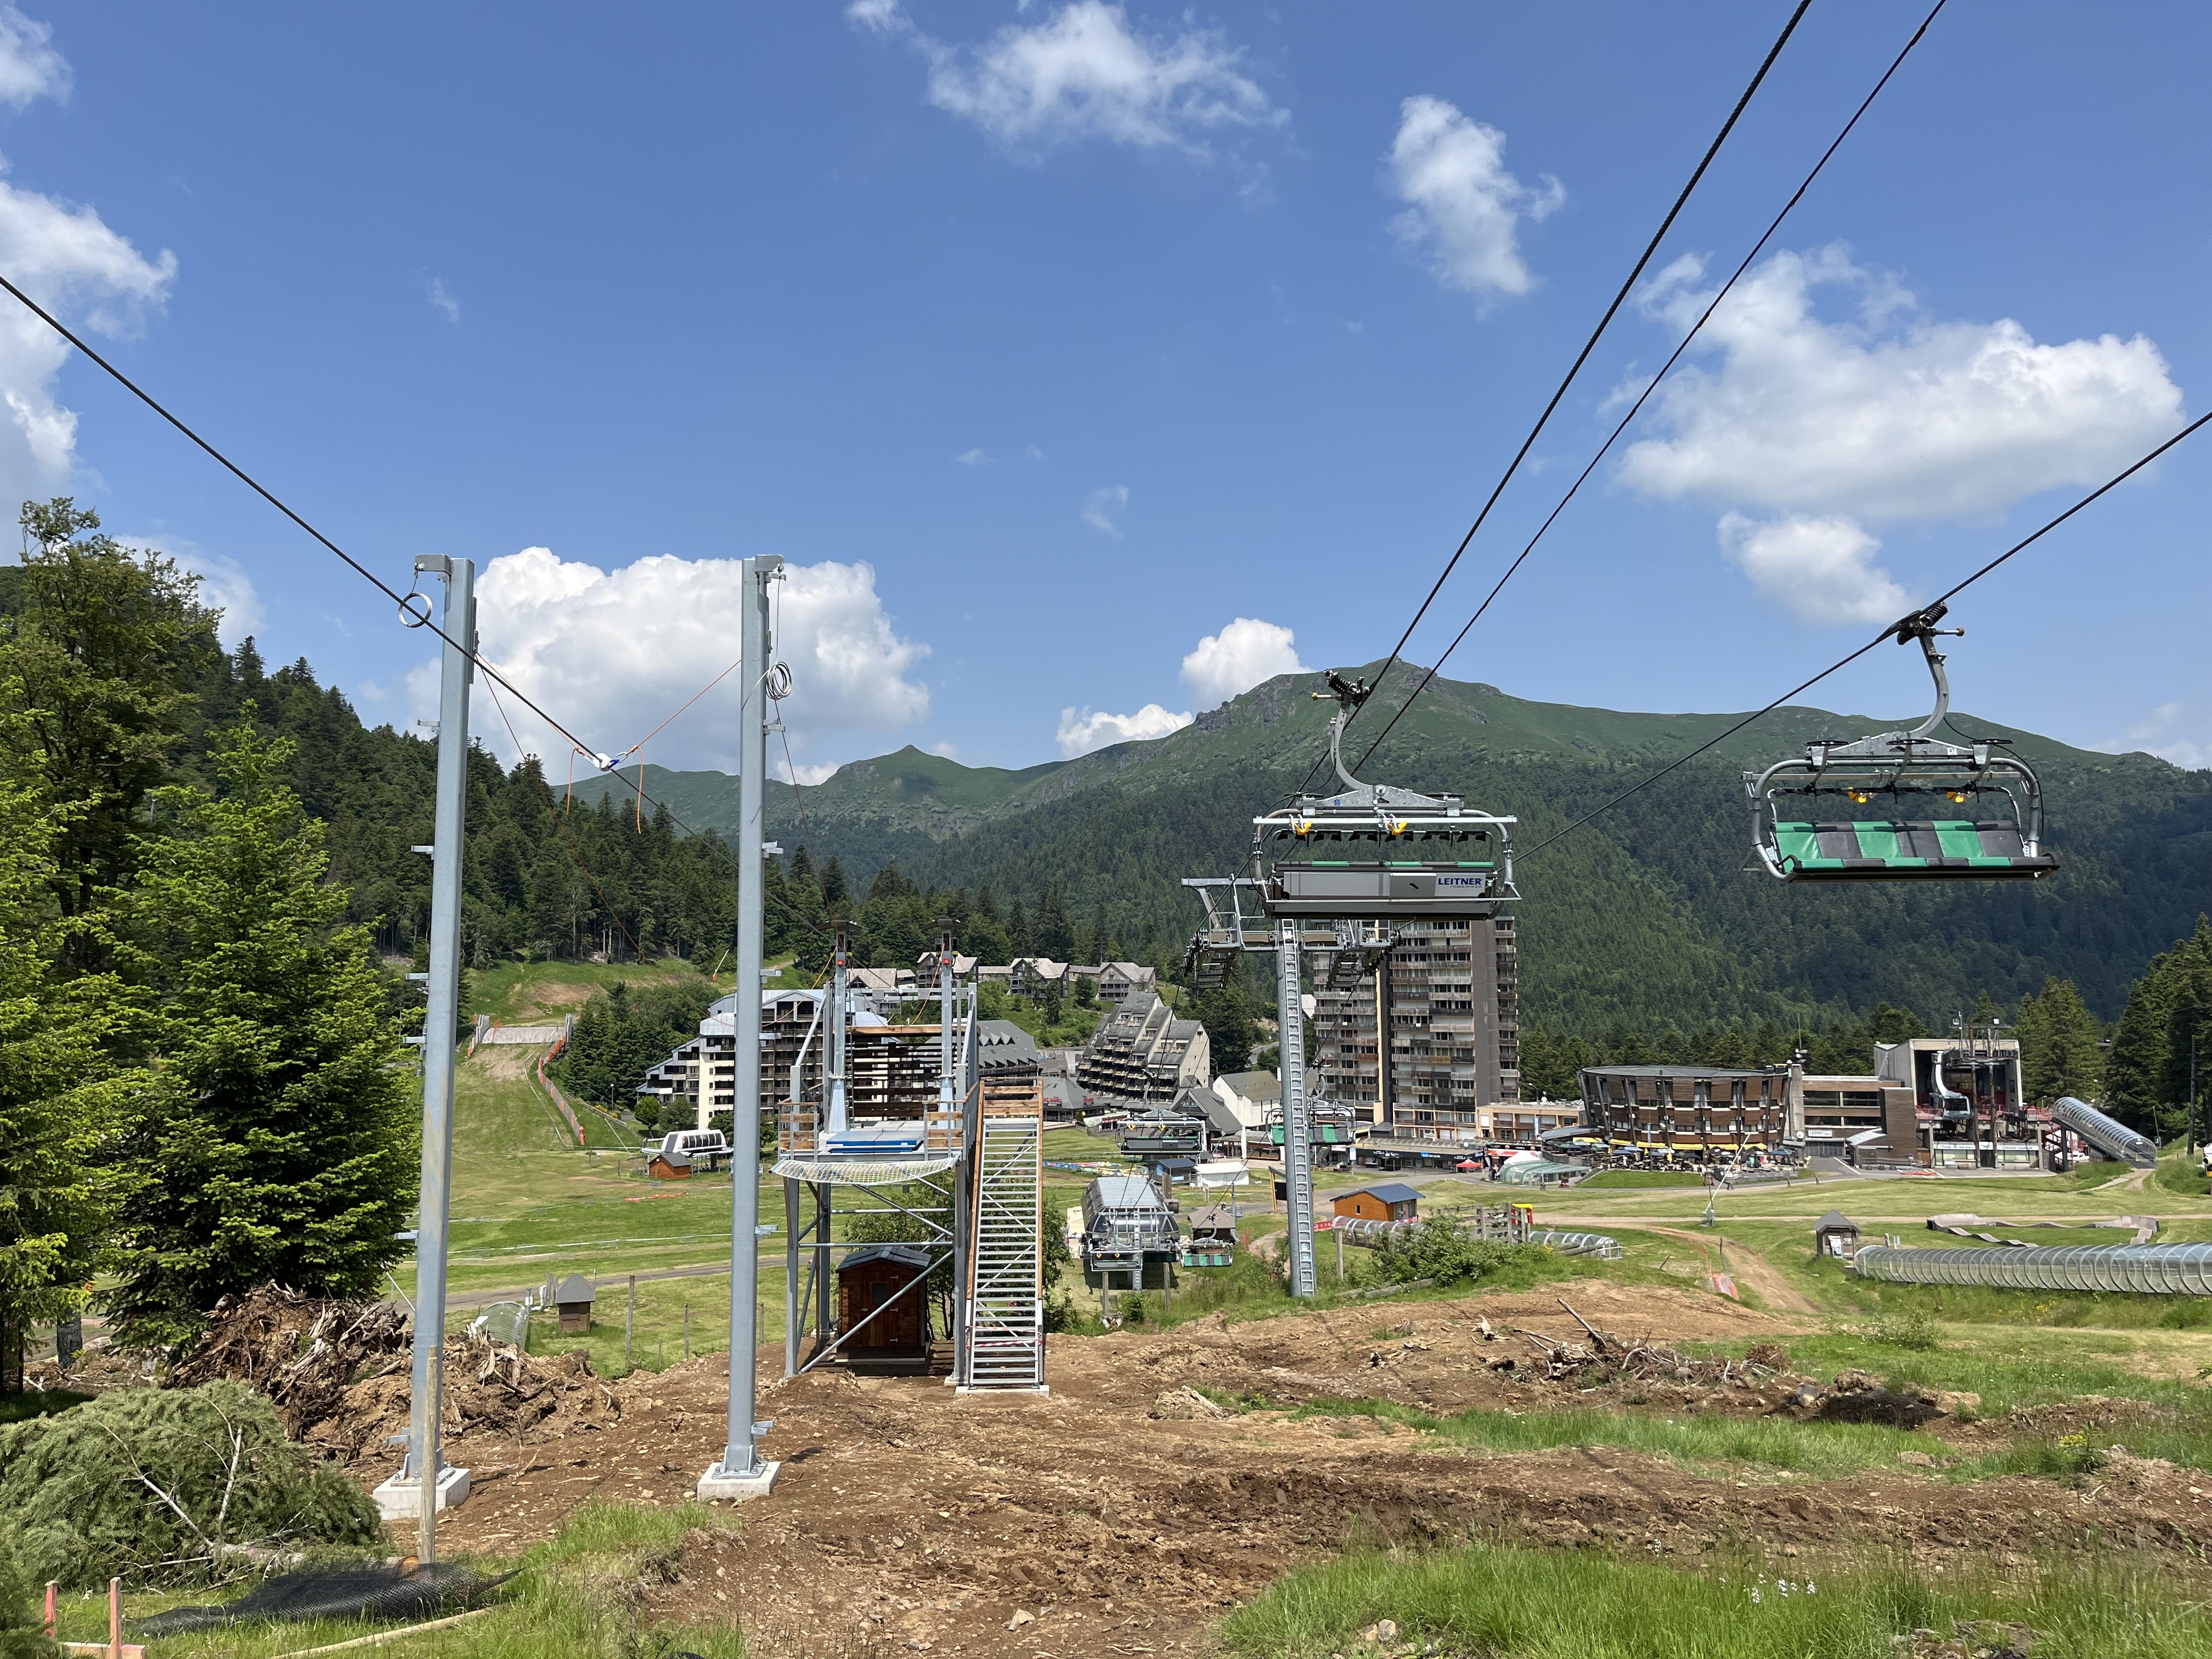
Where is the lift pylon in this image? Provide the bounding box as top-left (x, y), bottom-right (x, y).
top-left (1181, 671), bottom-right (1522, 1297)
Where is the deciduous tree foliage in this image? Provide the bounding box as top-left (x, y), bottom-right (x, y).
top-left (101, 722), bottom-right (419, 1348)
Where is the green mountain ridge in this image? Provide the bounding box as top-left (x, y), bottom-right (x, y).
top-left (573, 665), bottom-right (2212, 1032)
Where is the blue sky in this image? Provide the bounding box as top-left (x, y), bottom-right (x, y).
top-left (8, 1), bottom-right (2208, 777)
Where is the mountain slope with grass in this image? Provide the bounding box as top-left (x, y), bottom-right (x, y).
top-left (581, 665), bottom-right (2212, 1029)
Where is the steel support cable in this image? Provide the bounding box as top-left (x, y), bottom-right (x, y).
top-left (1351, 0), bottom-right (1948, 776)
top-left (0, 269), bottom-right (609, 771)
top-left (1516, 409), bottom-right (2212, 864)
top-left (1294, 0), bottom-right (1814, 801)
top-left (482, 675), bottom-right (647, 960)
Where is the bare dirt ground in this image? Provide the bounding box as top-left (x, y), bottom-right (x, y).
top-left (381, 1284), bottom-right (2212, 1659)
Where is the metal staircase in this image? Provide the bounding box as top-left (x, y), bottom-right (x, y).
top-left (962, 1082), bottom-right (1046, 1391)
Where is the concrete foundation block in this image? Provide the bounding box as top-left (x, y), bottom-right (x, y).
top-left (695, 1459), bottom-right (781, 1501)
top-left (371, 1465), bottom-right (471, 1522)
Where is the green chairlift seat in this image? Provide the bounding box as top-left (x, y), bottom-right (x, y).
top-left (1770, 820), bottom-right (2057, 881)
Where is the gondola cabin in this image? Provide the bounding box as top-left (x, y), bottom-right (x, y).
top-left (836, 1243), bottom-right (931, 1369)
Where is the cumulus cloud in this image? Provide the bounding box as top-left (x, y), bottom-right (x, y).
top-left (1620, 247), bottom-right (2185, 520)
top-left (436, 549), bottom-right (930, 774)
top-left (426, 276), bottom-right (460, 323)
top-left (1717, 512), bottom-right (1909, 628)
top-left (0, 170), bottom-right (176, 501)
top-left (0, 5), bottom-right (68, 110)
top-left (851, 0), bottom-right (1282, 157)
top-left (1180, 616), bottom-right (1307, 707)
top-left (2097, 702), bottom-right (2210, 771)
top-left (1082, 483), bottom-right (1128, 535)
top-left (119, 534), bottom-right (266, 647)
top-left (1055, 702), bottom-right (1192, 758)
top-left (1386, 95), bottom-right (1562, 300)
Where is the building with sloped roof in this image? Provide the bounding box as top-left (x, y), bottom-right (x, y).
top-left (1076, 995), bottom-right (1210, 1103)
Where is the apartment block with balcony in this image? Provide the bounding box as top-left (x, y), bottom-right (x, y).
top-left (1310, 913), bottom-right (1520, 1141)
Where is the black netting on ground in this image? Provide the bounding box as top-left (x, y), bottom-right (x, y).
top-left (135, 1562), bottom-right (512, 1637)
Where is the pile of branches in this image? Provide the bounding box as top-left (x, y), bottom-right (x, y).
top-left (167, 1285), bottom-right (622, 1464)
top-left (334, 1340), bottom-right (621, 1463)
top-left (0, 1381), bottom-right (381, 1588)
top-left (168, 1287), bottom-right (409, 1440)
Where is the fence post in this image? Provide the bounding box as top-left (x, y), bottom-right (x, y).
top-left (625, 1275), bottom-right (635, 1373)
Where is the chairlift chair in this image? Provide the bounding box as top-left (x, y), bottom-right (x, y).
top-left (1743, 605), bottom-right (2056, 883)
top-left (1255, 672), bottom-right (1520, 919)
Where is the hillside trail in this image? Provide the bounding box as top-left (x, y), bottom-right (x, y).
top-left (1583, 1221), bottom-right (1818, 1314)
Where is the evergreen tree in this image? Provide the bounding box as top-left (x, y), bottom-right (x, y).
top-left (0, 775), bottom-right (114, 1387)
top-left (101, 721), bottom-right (420, 1348)
top-left (1190, 985), bottom-right (1257, 1075)
top-left (2106, 920), bottom-right (2212, 1137)
top-left (1077, 902), bottom-right (1108, 966)
top-left (2015, 977), bottom-right (2104, 1105)
top-left (1034, 885), bottom-right (1075, 961)
top-left (0, 499), bottom-right (220, 974)
top-left (1006, 896), bottom-right (1034, 958)
top-left (820, 855), bottom-right (849, 909)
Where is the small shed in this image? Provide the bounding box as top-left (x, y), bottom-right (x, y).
top-left (648, 1147), bottom-right (693, 1181)
top-left (1813, 1210), bottom-right (1861, 1259)
top-left (837, 1243), bottom-right (932, 1368)
top-left (554, 1273), bottom-right (596, 1335)
top-left (1333, 1183), bottom-right (1421, 1223)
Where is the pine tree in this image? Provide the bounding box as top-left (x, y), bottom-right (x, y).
top-left (1006, 896), bottom-right (1034, 958)
top-left (100, 720), bottom-right (420, 1348)
top-left (0, 499), bottom-right (220, 974)
top-left (2106, 948), bottom-right (2179, 1135)
top-left (1034, 886), bottom-right (1075, 961)
top-left (0, 774), bottom-right (114, 1387)
top-left (2016, 977), bottom-right (2104, 1106)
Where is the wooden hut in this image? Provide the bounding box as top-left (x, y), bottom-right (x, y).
top-left (554, 1273), bottom-right (596, 1335)
top-left (1813, 1210), bottom-right (1861, 1259)
top-left (1331, 1183), bottom-right (1420, 1224)
top-left (836, 1243), bottom-right (932, 1370)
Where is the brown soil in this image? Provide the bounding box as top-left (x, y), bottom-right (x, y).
top-left (471, 1044), bottom-right (536, 1079)
top-left (376, 1285), bottom-right (2212, 1658)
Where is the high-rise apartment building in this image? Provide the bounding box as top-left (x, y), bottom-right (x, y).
top-left (1311, 913), bottom-right (1519, 1138)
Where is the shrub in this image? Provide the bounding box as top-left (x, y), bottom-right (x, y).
top-left (1368, 1220), bottom-right (1519, 1287)
top-left (1867, 1308), bottom-right (1940, 1351)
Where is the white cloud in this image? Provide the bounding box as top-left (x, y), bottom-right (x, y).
top-left (1082, 483), bottom-right (1128, 535)
top-left (853, 1), bottom-right (1283, 157)
top-left (437, 549), bottom-right (930, 774)
top-left (955, 447), bottom-right (988, 466)
top-left (2097, 702), bottom-right (2210, 771)
top-left (1055, 702), bottom-right (1192, 758)
top-left (1180, 616), bottom-right (1307, 707)
top-left (0, 6), bottom-right (69, 110)
top-left (782, 759), bottom-right (838, 785)
top-left (0, 169), bottom-right (175, 500)
top-left (426, 276), bottom-right (460, 324)
top-left (121, 534), bottom-right (265, 647)
top-left (1620, 247), bottom-right (2185, 520)
top-left (1717, 512), bottom-right (1910, 628)
top-left (1386, 95), bottom-right (1562, 301)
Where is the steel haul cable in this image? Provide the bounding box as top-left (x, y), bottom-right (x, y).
top-left (1351, 0), bottom-right (1950, 775)
top-left (1298, 0), bottom-right (1814, 803)
top-left (1516, 409), bottom-right (2212, 864)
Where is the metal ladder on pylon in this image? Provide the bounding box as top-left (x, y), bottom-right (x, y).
top-left (963, 1087), bottom-right (1046, 1391)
